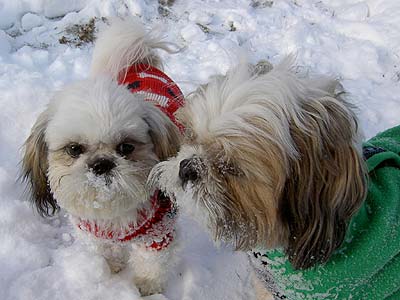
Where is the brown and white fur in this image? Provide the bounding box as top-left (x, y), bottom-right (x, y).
top-left (148, 58), bottom-right (367, 299)
top-left (22, 18), bottom-right (181, 296)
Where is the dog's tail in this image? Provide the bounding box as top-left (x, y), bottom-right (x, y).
top-left (90, 17), bottom-right (176, 78)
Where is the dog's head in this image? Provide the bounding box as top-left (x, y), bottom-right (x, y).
top-left (22, 77), bottom-right (180, 220)
top-left (150, 61), bottom-right (367, 269)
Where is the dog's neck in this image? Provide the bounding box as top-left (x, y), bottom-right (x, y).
top-left (75, 191), bottom-right (177, 250)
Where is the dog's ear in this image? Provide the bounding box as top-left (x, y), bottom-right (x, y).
top-left (143, 104), bottom-right (182, 160)
top-left (21, 110), bottom-right (58, 217)
top-left (281, 96), bottom-right (367, 270)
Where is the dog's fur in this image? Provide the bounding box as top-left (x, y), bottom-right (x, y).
top-left (149, 58), bottom-right (367, 298)
top-left (22, 18), bottom-right (181, 296)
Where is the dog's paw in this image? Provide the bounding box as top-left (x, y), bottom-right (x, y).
top-left (106, 258), bottom-right (126, 274)
top-left (109, 263), bottom-right (124, 274)
top-left (134, 276), bottom-right (164, 296)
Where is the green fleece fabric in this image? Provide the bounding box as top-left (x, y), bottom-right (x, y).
top-left (265, 126), bottom-right (400, 300)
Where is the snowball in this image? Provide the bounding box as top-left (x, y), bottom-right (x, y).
top-left (127, 0), bottom-right (146, 16)
top-left (43, 0), bottom-right (88, 18)
top-left (60, 251), bottom-right (111, 283)
top-left (188, 11), bottom-right (213, 25)
top-left (11, 46), bottom-right (49, 69)
top-left (21, 13), bottom-right (43, 31)
top-left (0, 0), bottom-right (46, 29)
top-left (181, 23), bottom-right (207, 42)
top-left (336, 2), bottom-right (370, 21)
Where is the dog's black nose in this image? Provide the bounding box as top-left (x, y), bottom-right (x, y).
top-left (179, 158), bottom-right (199, 185)
top-left (89, 158), bottom-right (116, 176)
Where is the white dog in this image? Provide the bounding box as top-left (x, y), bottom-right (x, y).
top-left (22, 18), bottom-right (183, 296)
top-left (149, 59), bottom-right (372, 299)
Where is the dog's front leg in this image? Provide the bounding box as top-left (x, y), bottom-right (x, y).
top-left (129, 240), bottom-right (180, 296)
top-left (84, 237), bottom-right (129, 273)
top-left (102, 243), bottom-right (129, 273)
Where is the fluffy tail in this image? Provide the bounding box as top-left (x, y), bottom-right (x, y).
top-left (90, 17), bottom-right (175, 78)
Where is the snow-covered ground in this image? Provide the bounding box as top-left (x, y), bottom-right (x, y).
top-left (0, 0), bottom-right (399, 299)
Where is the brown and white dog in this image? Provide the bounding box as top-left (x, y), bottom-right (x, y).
top-left (22, 18), bottom-right (183, 296)
top-left (148, 59), bottom-right (367, 299)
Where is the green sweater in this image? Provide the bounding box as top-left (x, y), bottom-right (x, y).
top-left (260, 126), bottom-right (400, 300)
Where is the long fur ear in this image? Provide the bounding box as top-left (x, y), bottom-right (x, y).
top-left (21, 110), bottom-right (58, 217)
top-left (90, 17), bottom-right (178, 78)
top-left (280, 95), bottom-right (368, 270)
top-left (143, 103), bottom-right (182, 160)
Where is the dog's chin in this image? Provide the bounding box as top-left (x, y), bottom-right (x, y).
top-left (166, 184), bottom-right (263, 250)
top-left (149, 158), bottom-right (264, 250)
top-left (50, 170), bottom-right (149, 221)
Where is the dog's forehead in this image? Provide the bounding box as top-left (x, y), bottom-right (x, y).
top-left (46, 78), bottom-right (151, 149)
top-left (178, 143), bottom-right (215, 167)
top-left (179, 144), bottom-right (203, 157)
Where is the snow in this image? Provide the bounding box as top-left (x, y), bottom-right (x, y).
top-left (42, 0), bottom-right (88, 18)
top-left (0, 30), bottom-right (11, 55)
top-left (0, 0), bottom-right (399, 299)
top-left (21, 13), bottom-right (43, 31)
top-left (335, 2), bottom-right (370, 21)
top-left (0, 0), bottom-right (88, 29)
top-left (188, 11), bottom-right (213, 25)
top-left (180, 23), bottom-right (207, 42)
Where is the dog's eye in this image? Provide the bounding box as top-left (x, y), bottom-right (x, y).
top-left (116, 143), bottom-right (135, 157)
top-left (65, 143), bottom-right (85, 158)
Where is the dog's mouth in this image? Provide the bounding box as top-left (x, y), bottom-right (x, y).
top-left (158, 190), bottom-right (174, 204)
top-left (82, 172), bottom-right (119, 204)
top-left (146, 176), bottom-right (177, 204)
top-left (86, 171), bottom-right (115, 188)
top-left (154, 188), bottom-right (178, 206)
top-left (147, 161), bottom-right (177, 201)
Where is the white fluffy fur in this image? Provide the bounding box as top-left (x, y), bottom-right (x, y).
top-left (23, 18), bottom-right (180, 296)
